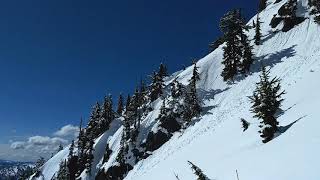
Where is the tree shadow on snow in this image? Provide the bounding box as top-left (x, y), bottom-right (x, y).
top-left (278, 115), bottom-right (306, 134)
top-left (252, 45), bottom-right (297, 73)
top-left (261, 30), bottom-right (279, 44)
top-left (197, 88), bottom-right (231, 101)
top-left (276, 103), bottom-right (297, 118)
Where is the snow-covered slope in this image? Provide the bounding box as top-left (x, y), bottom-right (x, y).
top-left (36, 0), bottom-right (320, 179)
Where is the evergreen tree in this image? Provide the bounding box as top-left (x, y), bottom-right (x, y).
top-left (125, 94), bottom-right (131, 112)
top-left (56, 160), bottom-right (70, 180)
top-left (68, 140), bottom-right (75, 158)
top-left (240, 31), bottom-right (254, 74)
top-left (249, 66), bottom-right (285, 143)
top-left (170, 77), bottom-right (183, 99)
top-left (86, 103), bottom-right (102, 139)
top-left (58, 144), bottom-right (63, 152)
top-left (241, 118), bottom-right (250, 132)
top-left (188, 161), bottom-right (209, 180)
top-left (158, 63), bottom-right (168, 78)
top-left (220, 9), bottom-right (244, 81)
top-left (117, 93), bottom-right (124, 115)
top-left (67, 140), bottom-right (77, 180)
top-left (254, 14), bottom-right (262, 45)
top-left (34, 157), bottom-right (45, 177)
top-left (85, 137), bottom-right (94, 175)
top-left (102, 143), bottom-right (113, 163)
top-left (150, 71), bottom-right (164, 102)
top-left (76, 118), bottom-right (86, 177)
top-left (183, 63), bottom-right (201, 125)
top-left (100, 94), bottom-right (114, 134)
top-left (259, 0), bottom-right (268, 12)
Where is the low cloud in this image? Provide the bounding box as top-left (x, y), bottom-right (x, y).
top-left (9, 125), bottom-right (78, 161)
top-left (53, 125), bottom-right (79, 138)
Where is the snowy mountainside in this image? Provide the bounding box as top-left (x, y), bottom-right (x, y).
top-left (0, 160), bottom-right (33, 180)
top-left (35, 0), bottom-right (320, 179)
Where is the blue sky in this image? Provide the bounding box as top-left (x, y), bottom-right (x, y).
top-left (0, 0), bottom-right (256, 161)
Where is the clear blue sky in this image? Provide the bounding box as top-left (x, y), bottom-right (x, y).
top-left (0, 0), bottom-right (256, 160)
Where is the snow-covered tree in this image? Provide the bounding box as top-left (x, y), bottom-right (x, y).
top-left (150, 71), bottom-right (164, 102)
top-left (56, 160), bottom-right (70, 180)
top-left (240, 31), bottom-right (254, 74)
top-left (117, 93), bottom-right (124, 116)
top-left (183, 63), bottom-right (201, 125)
top-left (85, 137), bottom-right (94, 175)
top-left (249, 66), bottom-right (285, 143)
top-left (220, 9), bottom-right (244, 81)
top-left (158, 63), bottom-right (168, 78)
top-left (254, 14), bottom-right (262, 45)
top-left (188, 161), bottom-right (209, 180)
top-left (99, 94), bottom-right (114, 134)
top-left (102, 143), bottom-right (112, 164)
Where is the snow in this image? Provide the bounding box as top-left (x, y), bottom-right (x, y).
top-left (35, 0), bottom-right (320, 179)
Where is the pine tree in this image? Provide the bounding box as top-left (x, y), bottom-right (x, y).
top-left (76, 118), bottom-right (86, 177)
top-left (117, 93), bottom-right (124, 115)
top-left (188, 161), bottom-right (209, 180)
top-left (56, 160), bottom-right (70, 180)
top-left (240, 31), bottom-right (254, 74)
top-left (58, 144), bottom-right (63, 152)
top-left (86, 103), bottom-right (102, 139)
top-left (241, 118), bottom-right (250, 132)
top-left (85, 137), bottom-right (94, 175)
top-left (68, 140), bottom-right (75, 158)
top-left (259, 0), bottom-right (267, 12)
top-left (100, 94), bottom-right (114, 134)
top-left (67, 140), bottom-right (77, 180)
top-left (220, 9), bottom-right (244, 81)
top-left (170, 77), bottom-right (183, 99)
top-left (150, 71), bottom-right (164, 102)
top-left (102, 143), bottom-right (113, 163)
top-left (125, 94), bottom-right (131, 112)
top-left (249, 66), bottom-right (285, 143)
top-left (183, 63), bottom-right (201, 125)
top-left (254, 14), bottom-right (262, 45)
top-left (158, 63), bottom-right (168, 78)
top-left (34, 157), bottom-right (46, 177)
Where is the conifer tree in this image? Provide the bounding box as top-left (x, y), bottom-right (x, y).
top-left (188, 161), bottom-right (209, 180)
top-left (117, 93), bottom-right (124, 116)
top-left (254, 14), bottom-right (262, 45)
top-left (68, 140), bottom-right (75, 158)
top-left (249, 66), bottom-right (285, 143)
top-left (125, 94), bottom-right (131, 112)
top-left (100, 94), bottom-right (114, 134)
top-left (67, 140), bottom-right (77, 180)
top-left (150, 71), bottom-right (164, 102)
top-left (170, 77), bottom-right (183, 99)
top-left (76, 118), bottom-right (86, 177)
top-left (102, 143), bottom-right (113, 164)
top-left (240, 32), bottom-right (254, 74)
top-left (259, 0), bottom-right (267, 12)
top-left (159, 63), bottom-right (168, 78)
top-left (85, 137), bottom-right (94, 175)
top-left (58, 144), bottom-right (63, 152)
top-left (56, 160), bottom-right (70, 180)
top-left (183, 63), bottom-right (201, 124)
top-left (220, 9), bottom-right (244, 81)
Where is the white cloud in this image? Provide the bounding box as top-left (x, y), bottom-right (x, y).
top-left (10, 141), bottom-right (26, 149)
top-left (53, 124), bottom-right (79, 138)
top-left (7, 124), bottom-right (79, 161)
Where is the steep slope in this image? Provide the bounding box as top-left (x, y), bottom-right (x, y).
top-left (125, 0), bottom-right (320, 179)
top-left (35, 0), bottom-right (320, 179)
